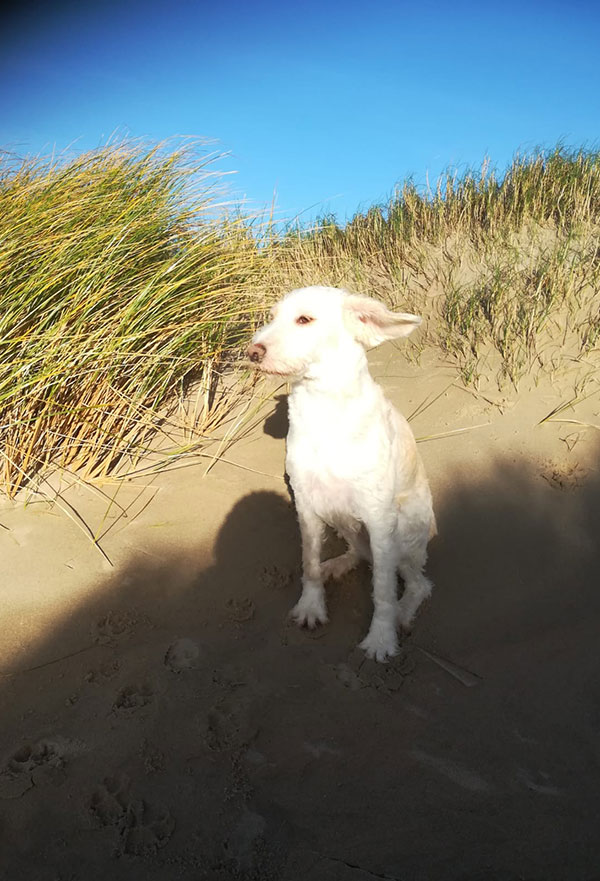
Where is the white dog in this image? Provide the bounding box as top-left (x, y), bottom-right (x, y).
top-left (248, 286), bottom-right (435, 662)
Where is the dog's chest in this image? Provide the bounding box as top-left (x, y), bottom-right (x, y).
top-left (285, 384), bottom-right (395, 520)
top-left (291, 459), bottom-right (358, 525)
top-left (286, 423), bottom-right (370, 523)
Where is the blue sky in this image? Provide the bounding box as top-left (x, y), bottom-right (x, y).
top-left (2, 0), bottom-right (599, 223)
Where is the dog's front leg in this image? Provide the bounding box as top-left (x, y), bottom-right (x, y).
top-left (290, 506), bottom-right (328, 628)
top-left (359, 523), bottom-right (399, 662)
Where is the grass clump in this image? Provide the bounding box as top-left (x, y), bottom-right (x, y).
top-left (0, 139), bottom-right (260, 496)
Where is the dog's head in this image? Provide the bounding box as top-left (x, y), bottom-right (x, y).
top-left (247, 286), bottom-right (421, 380)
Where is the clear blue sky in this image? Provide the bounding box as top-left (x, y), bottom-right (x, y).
top-left (2, 0), bottom-right (599, 223)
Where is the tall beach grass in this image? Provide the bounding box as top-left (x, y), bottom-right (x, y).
top-left (0, 140), bottom-right (262, 496)
top-left (2, 140), bottom-right (600, 496)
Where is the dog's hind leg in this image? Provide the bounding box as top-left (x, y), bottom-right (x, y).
top-left (396, 558), bottom-right (433, 630)
top-left (321, 525), bottom-right (371, 582)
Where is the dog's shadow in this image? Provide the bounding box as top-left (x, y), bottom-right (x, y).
top-left (263, 394), bottom-right (288, 439)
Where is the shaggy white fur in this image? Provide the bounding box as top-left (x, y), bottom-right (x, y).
top-left (248, 286), bottom-right (436, 662)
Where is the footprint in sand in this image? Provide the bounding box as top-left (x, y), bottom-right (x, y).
top-left (0, 736), bottom-right (84, 799)
top-left (225, 597), bottom-right (256, 624)
top-left (89, 773), bottom-right (130, 825)
top-left (89, 774), bottom-right (175, 855)
top-left (223, 808), bottom-right (268, 872)
top-left (164, 637), bottom-right (200, 673)
top-left (121, 799), bottom-right (176, 855)
top-left (91, 609), bottom-right (149, 646)
top-left (84, 659), bottom-right (121, 684)
top-left (203, 697), bottom-right (258, 752)
top-left (541, 460), bottom-right (586, 491)
top-left (112, 683), bottom-right (155, 715)
top-left (259, 564), bottom-right (293, 590)
top-left (138, 739), bottom-right (165, 775)
top-left (332, 648), bottom-right (414, 694)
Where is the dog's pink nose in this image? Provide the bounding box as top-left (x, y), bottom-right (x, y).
top-left (247, 342), bottom-right (266, 364)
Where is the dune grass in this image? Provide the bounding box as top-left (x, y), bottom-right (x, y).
top-left (0, 140), bottom-right (262, 496)
top-left (266, 145), bottom-right (600, 384)
top-left (2, 140), bottom-right (600, 496)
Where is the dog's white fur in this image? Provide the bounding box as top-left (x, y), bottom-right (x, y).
top-left (248, 286), bottom-right (435, 662)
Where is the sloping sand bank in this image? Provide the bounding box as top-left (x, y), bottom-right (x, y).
top-left (1, 346), bottom-right (599, 880)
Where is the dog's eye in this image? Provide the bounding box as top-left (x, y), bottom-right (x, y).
top-left (296, 315), bottom-right (314, 325)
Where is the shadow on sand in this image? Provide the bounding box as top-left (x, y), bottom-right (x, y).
top-left (1, 445), bottom-right (600, 880)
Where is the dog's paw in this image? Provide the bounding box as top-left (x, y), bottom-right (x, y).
top-left (359, 620), bottom-right (399, 663)
top-left (396, 600), bottom-right (415, 632)
top-left (290, 589), bottom-right (328, 629)
top-left (321, 552), bottom-right (357, 582)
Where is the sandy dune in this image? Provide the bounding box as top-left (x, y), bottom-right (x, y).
top-left (1, 345), bottom-right (599, 880)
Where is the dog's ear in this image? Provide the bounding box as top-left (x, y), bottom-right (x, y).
top-left (343, 295), bottom-right (422, 348)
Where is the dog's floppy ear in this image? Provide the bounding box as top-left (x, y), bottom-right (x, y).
top-left (343, 295), bottom-right (422, 348)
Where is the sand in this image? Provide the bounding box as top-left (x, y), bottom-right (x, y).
top-left (1, 344), bottom-right (600, 881)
